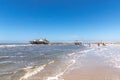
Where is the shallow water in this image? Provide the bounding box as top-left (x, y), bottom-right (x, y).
top-left (63, 45), bottom-right (120, 80)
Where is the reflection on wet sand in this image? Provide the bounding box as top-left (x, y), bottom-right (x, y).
top-left (63, 45), bottom-right (120, 80)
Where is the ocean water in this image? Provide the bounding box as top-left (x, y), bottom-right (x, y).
top-left (1, 44), bottom-right (120, 80)
top-left (0, 44), bottom-right (85, 80)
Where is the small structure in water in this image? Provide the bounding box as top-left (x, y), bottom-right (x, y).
top-left (74, 40), bottom-right (82, 45)
top-left (30, 39), bottom-right (49, 44)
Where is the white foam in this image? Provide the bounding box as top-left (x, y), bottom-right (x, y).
top-left (0, 56), bottom-right (9, 59)
top-left (46, 59), bottom-right (76, 80)
top-left (48, 60), bottom-right (55, 64)
top-left (19, 60), bottom-right (55, 80)
top-left (68, 48), bottom-right (94, 58)
top-left (19, 64), bottom-right (46, 80)
top-left (109, 54), bottom-right (120, 68)
top-left (79, 48), bottom-right (94, 54)
top-left (68, 52), bottom-right (76, 56)
top-left (0, 61), bottom-right (13, 64)
top-left (0, 44), bottom-right (32, 48)
top-left (0, 56), bottom-right (25, 59)
top-left (91, 46), bottom-right (120, 69)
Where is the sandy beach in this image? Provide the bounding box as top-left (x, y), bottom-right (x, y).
top-left (63, 67), bottom-right (120, 80)
top-left (63, 45), bottom-right (120, 80)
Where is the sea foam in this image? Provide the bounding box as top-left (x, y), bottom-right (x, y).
top-left (92, 46), bottom-right (120, 69)
top-left (46, 60), bottom-right (76, 80)
top-left (19, 64), bottom-right (46, 80)
top-left (0, 44), bottom-right (32, 48)
top-left (19, 60), bottom-right (55, 80)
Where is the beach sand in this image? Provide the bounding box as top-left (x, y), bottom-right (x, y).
top-left (63, 45), bottom-right (120, 80)
top-left (63, 67), bottom-right (120, 80)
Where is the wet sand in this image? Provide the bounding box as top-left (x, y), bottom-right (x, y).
top-left (63, 67), bottom-right (120, 80)
top-left (63, 46), bottom-right (120, 80)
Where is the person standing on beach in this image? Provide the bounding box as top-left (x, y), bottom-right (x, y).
top-left (97, 43), bottom-right (100, 46)
top-left (102, 43), bottom-right (106, 46)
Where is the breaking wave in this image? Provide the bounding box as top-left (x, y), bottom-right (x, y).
top-left (19, 60), bottom-right (55, 80)
top-left (0, 44), bottom-right (32, 48)
top-left (46, 59), bottom-right (76, 80)
top-left (19, 65), bottom-right (46, 80)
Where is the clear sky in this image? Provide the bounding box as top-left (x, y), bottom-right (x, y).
top-left (0, 0), bottom-right (120, 43)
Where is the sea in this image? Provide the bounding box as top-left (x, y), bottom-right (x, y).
top-left (0, 44), bottom-right (120, 80)
top-left (0, 44), bottom-right (86, 80)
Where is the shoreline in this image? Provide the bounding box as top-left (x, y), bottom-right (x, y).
top-left (63, 45), bottom-right (120, 80)
top-left (0, 44), bottom-right (120, 80)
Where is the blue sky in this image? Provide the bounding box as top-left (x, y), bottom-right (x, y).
top-left (0, 0), bottom-right (120, 42)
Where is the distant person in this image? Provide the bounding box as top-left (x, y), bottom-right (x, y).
top-left (102, 43), bottom-right (106, 46)
top-left (97, 43), bottom-right (100, 47)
